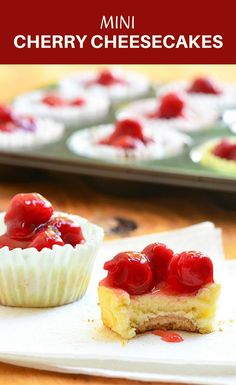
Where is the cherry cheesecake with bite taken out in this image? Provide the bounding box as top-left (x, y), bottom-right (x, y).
top-left (0, 193), bottom-right (103, 307)
top-left (98, 243), bottom-right (221, 339)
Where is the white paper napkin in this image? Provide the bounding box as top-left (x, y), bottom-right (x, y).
top-left (0, 222), bottom-right (235, 385)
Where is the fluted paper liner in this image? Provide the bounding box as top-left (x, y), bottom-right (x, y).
top-left (0, 213), bottom-right (103, 307)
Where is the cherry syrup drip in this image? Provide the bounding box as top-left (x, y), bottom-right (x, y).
top-left (152, 330), bottom-right (184, 343)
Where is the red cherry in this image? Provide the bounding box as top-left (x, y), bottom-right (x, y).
top-left (4, 193), bottom-right (54, 239)
top-left (168, 251), bottom-right (214, 293)
top-left (96, 69), bottom-right (125, 86)
top-left (69, 97), bottom-right (86, 107)
top-left (110, 119), bottom-right (147, 144)
top-left (104, 251), bottom-right (153, 295)
top-left (48, 215), bottom-right (85, 246)
top-left (0, 105), bottom-right (14, 123)
top-left (28, 228), bottom-right (64, 251)
top-left (228, 148), bottom-right (236, 161)
top-left (41, 94), bottom-right (66, 107)
top-left (188, 77), bottom-right (221, 95)
top-left (213, 139), bottom-right (236, 160)
top-left (157, 92), bottom-right (186, 119)
top-left (142, 243), bottom-right (174, 282)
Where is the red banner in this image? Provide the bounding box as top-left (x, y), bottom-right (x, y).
top-left (1, 0), bottom-right (236, 64)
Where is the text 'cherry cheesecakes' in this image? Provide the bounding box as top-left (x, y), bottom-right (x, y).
top-left (13, 89), bottom-right (110, 128)
top-left (0, 104), bottom-right (64, 149)
top-left (98, 243), bottom-right (221, 339)
top-left (118, 92), bottom-right (218, 132)
top-left (0, 193), bottom-right (103, 307)
top-left (194, 137), bottom-right (236, 174)
top-left (68, 118), bottom-right (190, 160)
top-left (59, 67), bottom-right (151, 103)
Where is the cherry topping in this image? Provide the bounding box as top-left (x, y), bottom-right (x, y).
top-left (188, 77), bottom-right (221, 95)
top-left (99, 119), bottom-right (150, 149)
top-left (212, 139), bottom-right (236, 161)
top-left (69, 97), bottom-right (86, 107)
top-left (41, 94), bottom-right (66, 106)
top-left (142, 243), bottom-right (174, 281)
top-left (4, 193), bottom-right (53, 239)
top-left (28, 227), bottom-right (64, 251)
top-left (168, 251), bottom-right (214, 293)
top-left (48, 215), bottom-right (85, 246)
top-left (96, 69), bottom-right (126, 86)
top-left (104, 251), bottom-right (154, 295)
top-left (0, 105), bottom-right (14, 123)
top-left (157, 92), bottom-right (186, 119)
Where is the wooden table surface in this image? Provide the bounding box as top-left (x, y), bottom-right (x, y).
top-left (0, 65), bottom-right (235, 384)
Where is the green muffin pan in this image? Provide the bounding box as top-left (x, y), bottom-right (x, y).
top-left (1, 86), bottom-right (236, 193)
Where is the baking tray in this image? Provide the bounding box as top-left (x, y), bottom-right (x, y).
top-left (0, 86), bottom-right (236, 193)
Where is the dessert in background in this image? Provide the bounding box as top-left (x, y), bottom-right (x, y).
top-left (67, 117), bottom-right (191, 160)
top-left (158, 76), bottom-right (236, 110)
top-left (117, 92), bottom-right (218, 132)
top-left (13, 89), bottom-right (110, 128)
top-left (0, 193), bottom-right (103, 307)
top-left (98, 243), bottom-right (221, 339)
top-left (60, 67), bottom-right (151, 103)
top-left (0, 104), bottom-right (64, 149)
top-left (193, 137), bottom-right (236, 174)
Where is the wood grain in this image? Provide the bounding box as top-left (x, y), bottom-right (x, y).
top-left (0, 65), bottom-right (235, 384)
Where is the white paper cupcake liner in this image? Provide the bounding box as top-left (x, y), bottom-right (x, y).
top-left (0, 212), bottom-right (104, 307)
top-left (0, 119), bottom-right (64, 150)
top-left (157, 80), bottom-right (236, 110)
top-left (67, 123), bottom-right (191, 161)
top-left (13, 89), bottom-right (110, 128)
top-left (117, 98), bottom-right (219, 132)
top-left (191, 137), bottom-right (236, 175)
top-left (59, 70), bottom-right (151, 103)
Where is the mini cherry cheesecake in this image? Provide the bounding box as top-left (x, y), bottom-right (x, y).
top-left (195, 137), bottom-right (236, 174)
top-left (68, 118), bottom-right (190, 160)
top-left (118, 92), bottom-right (218, 132)
top-left (0, 104), bottom-right (64, 149)
top-left (98, 244), bottom-right (221, 339)
top-left (158, 76), bottom-right (236, 110)
top-left (0, 193), bottom-right (103, 307)
top-left (59, 68), bottom-right (151, 103)
top-left (13, 89), bottom-right (110, 128)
